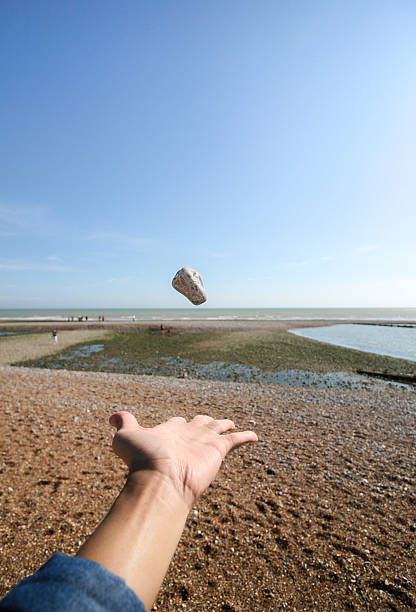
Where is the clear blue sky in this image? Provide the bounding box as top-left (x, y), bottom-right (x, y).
top-left (1, 1), bottom-right (415, 308)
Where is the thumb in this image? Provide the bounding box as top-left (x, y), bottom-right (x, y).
top-left (109, 411), bottom-right (139, 431)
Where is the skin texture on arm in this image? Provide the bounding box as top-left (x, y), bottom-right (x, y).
top-left (77, 412), bottom-right (258, 611)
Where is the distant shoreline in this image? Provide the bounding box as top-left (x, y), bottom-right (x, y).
top-left (1, 306), bottom-right (415, 326)
top-left (1, 317), bottom-right (416, 334)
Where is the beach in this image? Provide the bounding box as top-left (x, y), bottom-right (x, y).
top-left (0, 323), bottom-right (415, 611)
top-left (4, 2), bottom-right (416, 609)
top-left (0, 328), bottom-right (110, 366)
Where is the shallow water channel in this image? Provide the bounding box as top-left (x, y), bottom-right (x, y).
top-left (0, 330), bottom-right (36, 336)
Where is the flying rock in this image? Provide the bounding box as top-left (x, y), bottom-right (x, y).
top-left (172, 267), bottom-right (207, 305)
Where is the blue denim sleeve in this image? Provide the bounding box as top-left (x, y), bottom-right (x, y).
top-left (0, 552), bottom-right (146, 612)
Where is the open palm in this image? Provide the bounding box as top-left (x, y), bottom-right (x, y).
top-left (110, 412), bottom-right (258, 509)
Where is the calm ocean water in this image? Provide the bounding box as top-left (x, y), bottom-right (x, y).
top-left (1, 307), bottom-right (416, 322)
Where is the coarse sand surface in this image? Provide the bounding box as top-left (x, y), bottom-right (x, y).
top-left (1, 365), bottom-right (415, 611)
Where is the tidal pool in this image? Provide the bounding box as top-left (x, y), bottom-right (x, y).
top-left (56, 344), bottom-right (105, 360)
top-left (290, 324), bottom-right (416, 362)
top-left (26, 347), bottom-right (412, 390)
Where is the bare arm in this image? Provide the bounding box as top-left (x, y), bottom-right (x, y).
top-left (77, 412), bottom-right (258, 611)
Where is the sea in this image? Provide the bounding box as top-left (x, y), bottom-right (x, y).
top-left (1, 307), bottom-right (416, 323)
top-left (1, 308), bottom-right (415, 362)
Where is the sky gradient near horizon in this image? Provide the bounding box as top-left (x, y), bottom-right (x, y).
top-left (1, 1), bottom-right (415, 308)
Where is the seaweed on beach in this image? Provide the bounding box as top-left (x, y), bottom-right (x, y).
top-left (16, 329), bottom-right (416, 390)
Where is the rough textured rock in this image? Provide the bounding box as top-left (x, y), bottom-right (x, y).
top-left (172, 267), bottom-right (207, 305)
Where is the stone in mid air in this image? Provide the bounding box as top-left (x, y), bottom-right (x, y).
top-left (172, 267), bottom-right (207, 305)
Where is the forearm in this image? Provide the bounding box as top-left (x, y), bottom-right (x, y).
top-left (77, 470), bottom-right (190, 611)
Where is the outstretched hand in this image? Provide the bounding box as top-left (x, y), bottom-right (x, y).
top-left (78, 413), bottom-right (258, 607)
top-left (109, 412), bottom-right (258, 509)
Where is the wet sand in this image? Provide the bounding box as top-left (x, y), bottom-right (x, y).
top-left (0, 318), bottom-right (353, 334)
top-left (1, 365), bottom-right (415, 611)
top-left (0, 329), bottom-right (110, 366)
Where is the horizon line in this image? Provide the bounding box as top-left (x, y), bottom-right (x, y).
top-left (1, 306), bottom-right (415, 311)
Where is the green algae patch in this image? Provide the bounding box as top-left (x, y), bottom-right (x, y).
top-left (17, 328), bottom-right (416, 382)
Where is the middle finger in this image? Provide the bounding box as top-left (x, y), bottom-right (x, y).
top-left (206, 418), bottom-right (236, 435)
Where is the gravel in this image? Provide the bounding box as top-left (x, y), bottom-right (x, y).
top-left (1, 365), bottom-right (415, 611)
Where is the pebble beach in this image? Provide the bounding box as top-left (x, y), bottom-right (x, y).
top-left (1, 358), bottom-right (415, 611)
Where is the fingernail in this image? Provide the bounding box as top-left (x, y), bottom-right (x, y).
top-left (109, 414), bottom-right (120, 429)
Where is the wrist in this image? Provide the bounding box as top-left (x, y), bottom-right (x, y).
top-left (125, 469), bottom-right (192, 515)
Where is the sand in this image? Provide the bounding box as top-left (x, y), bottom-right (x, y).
top-left (0, 319), bottom-right (346, 334)
top-left (0, 329), bottom-right (110, 366)
top-left (1, 364), bottom-right (415, 611)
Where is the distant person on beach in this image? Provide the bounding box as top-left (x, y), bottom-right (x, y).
top-left (52, 329), bottom-right (57, 344)
top-left (0, 413), bottom-right (258, 612)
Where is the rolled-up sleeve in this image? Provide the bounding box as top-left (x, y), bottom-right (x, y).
top-left (0, 553), bottom-right (146, 612)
